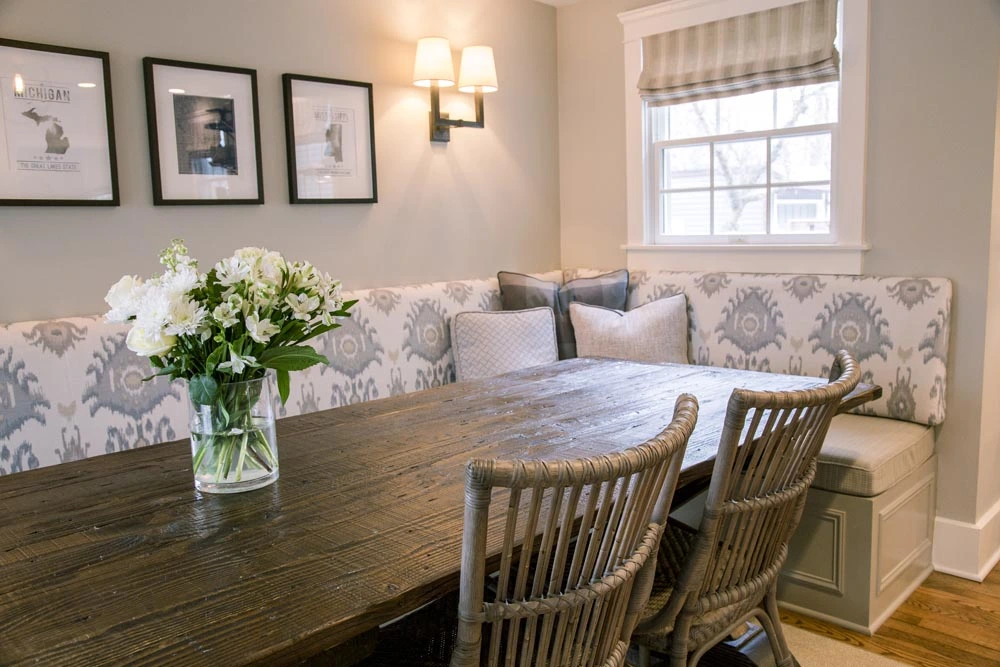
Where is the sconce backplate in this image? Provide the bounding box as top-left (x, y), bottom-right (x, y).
top-left (430, 112), bottom-right (451, 142)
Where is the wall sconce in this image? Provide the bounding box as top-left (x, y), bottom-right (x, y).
top-left (413, 37), bottom-right (498, 143)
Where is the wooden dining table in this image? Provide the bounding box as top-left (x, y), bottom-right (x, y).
top-left (0, 358), bottom-right (879, 667)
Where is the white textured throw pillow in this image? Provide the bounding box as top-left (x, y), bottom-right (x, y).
top-left (569, 294), bottom-right (689, 364)
top-left (451, 307), bottom-right (559, 381)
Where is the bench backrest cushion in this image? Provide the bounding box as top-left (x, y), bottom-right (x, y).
top-left (627, 271), bottom-right (952, 426)
top-left (0, 316), bottom-right (182, 475)
top-left (283, 279), bottom-right (500, 412)
top-left (0, 278), bottom-right (501, 474)
top-left (0, 268), bottom-right (953, 474)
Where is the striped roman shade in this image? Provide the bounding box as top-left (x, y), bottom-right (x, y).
top-left (638, 0), bottom-right (839, 106)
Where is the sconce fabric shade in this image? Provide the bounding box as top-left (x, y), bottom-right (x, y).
top-left (413, 37), bottom-right (455, 87)
top-left (458, 46), bottom-right (498, 93)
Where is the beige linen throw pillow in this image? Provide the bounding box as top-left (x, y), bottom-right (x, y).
top-left (569, 294), bottom-right (688, 364)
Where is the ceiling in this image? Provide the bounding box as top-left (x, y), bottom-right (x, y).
top-left (534, 0), bottom-right (580, 6)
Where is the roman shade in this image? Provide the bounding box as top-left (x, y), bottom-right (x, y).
top-left (638, 0), bottom-right (839, 106)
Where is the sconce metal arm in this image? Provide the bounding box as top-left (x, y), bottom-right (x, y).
top-left (429, 83), bottom-right (484, 142)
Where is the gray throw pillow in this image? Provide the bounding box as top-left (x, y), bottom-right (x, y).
top-left (498, 269), bottom-right (629, 359)
top-left (450, 308), bottom-right (558, 382)
top-left (569, 293), bottom-right (689, 364)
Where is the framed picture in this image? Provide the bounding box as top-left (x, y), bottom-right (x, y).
top-left (143, 57), bottom-right (263, 205)
top-left (0, 38), bottom-right (119, 206)
top-left (282, 73), bottom-right (377, 204)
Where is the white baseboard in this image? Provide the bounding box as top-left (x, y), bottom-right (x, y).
top-left (933, 496), bottom-right (1000, 581)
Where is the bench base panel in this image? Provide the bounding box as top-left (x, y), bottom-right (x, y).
top-left (777, 455), bottom-right (937, 635)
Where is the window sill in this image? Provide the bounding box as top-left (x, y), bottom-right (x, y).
top-left (621, 242), bottom-right (869, 274)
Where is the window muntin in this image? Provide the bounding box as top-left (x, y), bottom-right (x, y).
top-left (648, 81), bottom-right (839, 242)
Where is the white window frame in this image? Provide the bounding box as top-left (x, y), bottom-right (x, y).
top-left (619, 0), bottom-right (870, 274)
top-left (652, 123), bottom-right (837, 243)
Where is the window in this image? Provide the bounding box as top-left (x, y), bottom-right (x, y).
top-left (618, 0), bottom-right (871, 273)
top-left (649, 81), bottom-right (838, 242)
top-left (621, 0), bottom-right (868, 272)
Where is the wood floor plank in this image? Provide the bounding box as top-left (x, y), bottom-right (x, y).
top-left (917, 574), bottom-right (1000, 606)
top-left (882, 616), bottom-right (1000, 664)
top-left (780, 562), bottom-right (1000, 667)
top-left (903, 590), bottom-right (1000, 650)
top-left (880, 617), bottom-right (1000, 666)
top-left (926, 568), bottom-right (1000, 602)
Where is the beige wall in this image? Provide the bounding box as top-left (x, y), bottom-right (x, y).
top-left (557, 0), bottom-right (1000, 525)
top-left (0, 0), bottom-right (561, 323)
top-left (978, 57), bottom-right (1000, 518)
top-left (557, 0), bottom-right (646, 271)
top-left (862, 0), bottom-right (1000, 522)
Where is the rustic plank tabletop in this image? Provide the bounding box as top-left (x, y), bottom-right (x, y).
top-left (0, 358), bottom-right (879, 666)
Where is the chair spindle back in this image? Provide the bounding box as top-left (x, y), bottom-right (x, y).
top-left (690, 351), bottom-right (860, 606)
top-left (450, 394), bottom-right (699, 667)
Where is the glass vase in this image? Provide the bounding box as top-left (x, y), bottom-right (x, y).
top-left (188, 375), bottom-right (279, 494)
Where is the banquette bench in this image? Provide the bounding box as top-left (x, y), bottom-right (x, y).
top-left (0, 268), bottom-right (951, 634)
top-left (626, 270), bottom-right (951, 634)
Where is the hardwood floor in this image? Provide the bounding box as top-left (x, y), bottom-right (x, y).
top-left (780, 563), bottom-right (1000, 667)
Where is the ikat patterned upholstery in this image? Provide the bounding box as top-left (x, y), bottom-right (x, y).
top-left (0, 316), bottom-right (182, 476)
top-left (0, 269), bottom-right (953, 475)
top-left (450, 307), bottom-right (558, 382)
top-left (0, 277), bottom-right (503, 474)
top-left (627, 271), bottom-right (952, 426)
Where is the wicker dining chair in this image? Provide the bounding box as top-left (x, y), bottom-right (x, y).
top-left (633, 350), bottom-right (860, 667)
top-left (362, 393), bottom-right (699, 667)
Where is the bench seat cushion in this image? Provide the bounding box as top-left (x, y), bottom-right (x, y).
top-left (813, 414), bottom-right (934, 497)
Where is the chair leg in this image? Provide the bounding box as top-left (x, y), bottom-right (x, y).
top-left (668, 614), bottom-right (692, 667)
top-left (686, 638), bottom-right (714, 667)
top-left (758, 587), bottom-right (795, 667)
top-left (638, 645), bottom-right (652, 667)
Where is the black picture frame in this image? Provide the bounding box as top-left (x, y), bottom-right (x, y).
top-left (143, 57), bottom-right (264, 205)
top-left (0, 38), bottom-right (120, 206)
top-left (282, 73), bottom-right (377, 204)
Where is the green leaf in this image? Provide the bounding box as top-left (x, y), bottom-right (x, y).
top-left (276, 369), bottom-right (290, 405)
top-left (258, 345), bottom-right (329, 371)
top-left (189, 374), bottom-right (219, 405)
top-left (299, 322), bottom-right (340, 342)
top-left (205, 344), bottom-right (226, 374)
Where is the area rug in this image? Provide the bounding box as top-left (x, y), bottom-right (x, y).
top-left (784, 625), bottom-right (909, 667)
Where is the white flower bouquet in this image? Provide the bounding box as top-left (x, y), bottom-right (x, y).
top-left (104, 239), bottom-right (355, 492)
